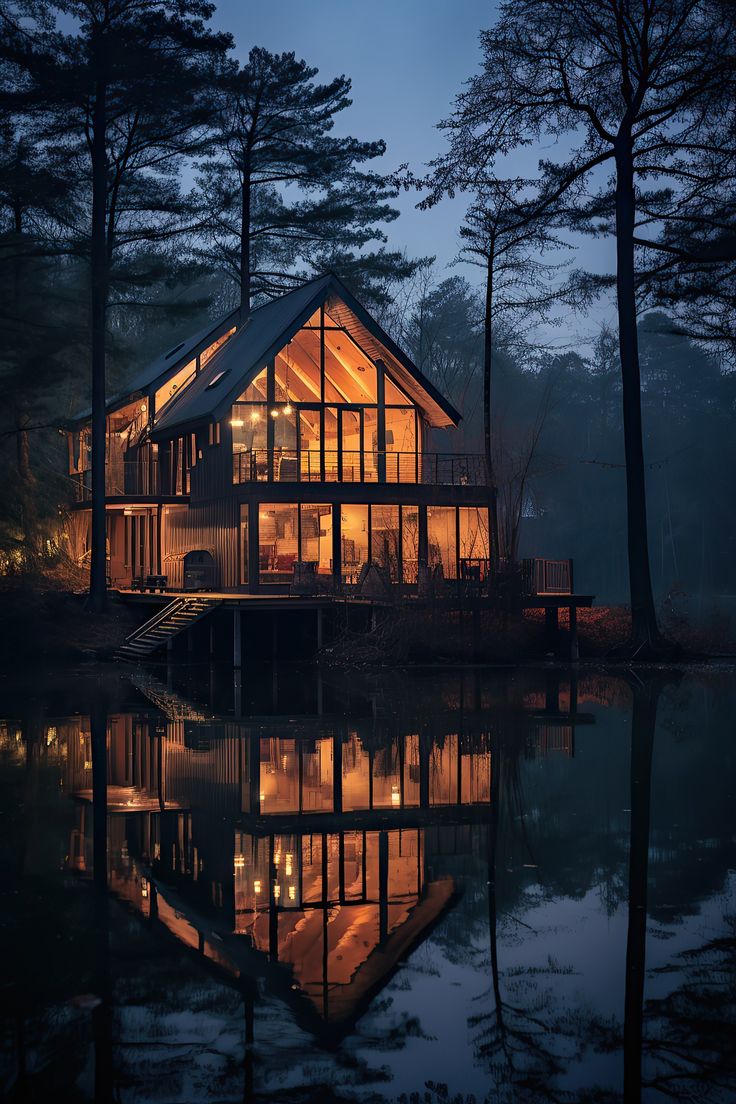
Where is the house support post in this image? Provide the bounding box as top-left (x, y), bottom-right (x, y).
top-left (233, 608), bottom-right (242, 669)
top-left (234, 669), bottom-right (242, 718)
top-left (545, 606), bottom-right (559, 656)
top-left (569, 605), bottom-right (579, 662)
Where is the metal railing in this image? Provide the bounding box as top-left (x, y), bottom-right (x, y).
top-left (232, 449), bottom-right (489, 486)
top-left (521, 557), bottom-right (573, 595)
top-left (72, 460), bottom-right (161, 502)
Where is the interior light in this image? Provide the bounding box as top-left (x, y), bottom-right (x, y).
top-left (140, 403), bottom-right (147, 412)
top-left (254, 880), bottom-right (262, 894)
top-left (288, 885), bottom-right (296, 901)
top-left (270, 408), bottom-right (280, 418)
top-left (250, 411), bottom-right (261, 424)
top-left (283, 403), bottom-right (292, 416)
top-left (273, 884), bottom-right (281, 900)
top-left (230, 419), bottom-right (244, 427)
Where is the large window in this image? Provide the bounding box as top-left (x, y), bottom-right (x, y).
top-left (232, 405), bottom-right (267, 482)
top-left (459, 507), bottom-right (491, 578)
top-left (252, 503), bottom-right (490, 588)
top-left (385, 407), bottom-right (417, 483)
top-left (371, 505), bottom-right (400, 582)
top-left (239, 504), bottom-right (249, 585)
top-left (259, 504), bottom-right (298, 584)
top-left (427, 506), bottom-right (457, 580)
top-left (340, 504), bottom-right (369, 584)
top-left (300, 504), bottom-right (333, 575)
top-left (401, 506), bottom-right (420, 583)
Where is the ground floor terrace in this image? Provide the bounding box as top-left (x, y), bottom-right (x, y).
top-left (69, 495), bottom-right (495, 595)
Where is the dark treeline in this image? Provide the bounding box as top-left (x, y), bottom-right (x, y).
top-left (384, 271), bottom-right (736, 609)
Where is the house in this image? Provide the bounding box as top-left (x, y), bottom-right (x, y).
top-left (67, 273), bottom-right (492, 593)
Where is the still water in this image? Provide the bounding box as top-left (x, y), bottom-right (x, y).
top-left (1, 662), bottom-right (734, 1103)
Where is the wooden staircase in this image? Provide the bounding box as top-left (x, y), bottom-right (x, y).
top-left (116, 596), bottom-right (221, 661)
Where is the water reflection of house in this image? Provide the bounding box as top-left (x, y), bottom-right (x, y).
top-left (57, 671), bottom-right (591, 1037)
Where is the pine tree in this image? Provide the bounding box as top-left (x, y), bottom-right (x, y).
top-left (4, 0), bottom-right (233, 610)
top-left (197, 47), bottom-right (420, 317)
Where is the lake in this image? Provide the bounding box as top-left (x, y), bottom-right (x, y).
top-left (1, 661), bottom-right (734, 1103)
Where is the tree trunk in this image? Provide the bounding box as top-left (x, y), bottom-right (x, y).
top-left (239, 172), bottom-right (251, 324)
top-left (16, 412), bottom-right (38, 566)
top-left (614, 140), bottom-right (664, 653)
top-left (88, 74), bottom-right (109, 613)
top-left (10, 200), bottom-right (39, 567)
top-left (483, 253), bottom-right (501, 569)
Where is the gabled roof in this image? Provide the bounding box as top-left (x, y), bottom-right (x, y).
top-left (69, 306), bottom-right (239, 426)
top-left (149, 273), bottom-right (461, 439)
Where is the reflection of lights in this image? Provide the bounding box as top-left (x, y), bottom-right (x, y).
top-left (391, 784), bottom-right (400, 807)
top-left (285, 853), bottom-right (293, 877)
top-left (46, 726), bottom-right (57, 745)
top-left (141, 878), bottom-right (148, 899)
top-left (234, 855), bottom-right (245, 869)
top-left (288, 885), bottom-right (296, 901)
top-left (273, 884), bottom-right (281, 900)
top-left (274, 852), bottom-right (281, 866)
top-left (253, 880), bottom-right (262, 894)
top-left (259, 790), bottom-right (265, 803)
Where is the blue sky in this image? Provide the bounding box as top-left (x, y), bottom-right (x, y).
top-left (213, 0), bottom-right (615, 349)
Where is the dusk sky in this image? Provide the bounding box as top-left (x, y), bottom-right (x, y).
top-left (212, 0), bottom-right (616, 349)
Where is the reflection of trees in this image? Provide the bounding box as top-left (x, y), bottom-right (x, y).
top-left (623, 672), bottom-right (662, 1103)
top-left (642, 916), bottom-right (736, 1101)
top-left (468, 713), bottom-right (615, 1103)
top-left (621, 671), bottom-right (736, 1103)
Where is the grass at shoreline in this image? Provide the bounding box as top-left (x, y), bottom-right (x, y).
top-left (0, 569), bottom-right (732, 666)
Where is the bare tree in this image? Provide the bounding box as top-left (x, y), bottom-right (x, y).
top-left (425, 0), bottom-right (736, 656)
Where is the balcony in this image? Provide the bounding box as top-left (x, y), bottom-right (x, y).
top-left (232, 449), bottom-right (489, 486)
top-left (72, 460), bottom-right (161, 502)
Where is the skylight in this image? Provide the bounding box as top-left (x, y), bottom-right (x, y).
top-left (206, 369), bottom-right (230, 389)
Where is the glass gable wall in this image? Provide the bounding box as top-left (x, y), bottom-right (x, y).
top-left (231, 304), bottom-right (421, 486)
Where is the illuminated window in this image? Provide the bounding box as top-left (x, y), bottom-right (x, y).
top-left (238, 367), bottom-right (268, 402)
top-left (300, 504), bottom-right (333, 574)
top-left (458, 507), bottom-right (490, 578)
top-left (340, 505), bottom-right (369, 584)
top-left (427, 507), bottom-right (457, 580)
top-left (259, 504), bottom-right (298, 584)
top-left (385, 408), bottom-right (417, 483)
top-left (371, 505), bottom-right (400, 581)
top-left (155, 359), bottom-right (196, 415)
top-left (401, 506), bottom-right (419, 583)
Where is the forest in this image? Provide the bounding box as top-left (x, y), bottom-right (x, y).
top-left (1, 0), bottom-right (735, 651)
